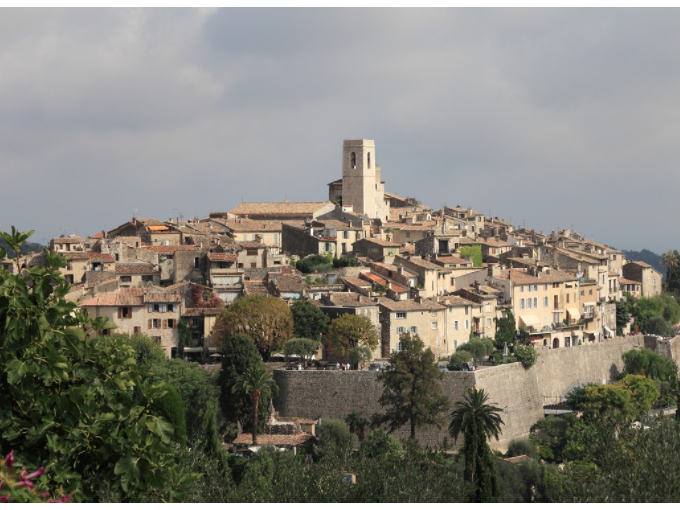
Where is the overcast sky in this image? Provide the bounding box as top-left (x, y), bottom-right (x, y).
top-left (1, 8), bottom-right (678, 253)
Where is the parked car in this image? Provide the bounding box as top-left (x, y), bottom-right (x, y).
top-left (438, 364), bottom-right (449, 372)
top-left (368, 363), bottom-right (384, 371)
top-left (448, 362), bottom-right (475, 372)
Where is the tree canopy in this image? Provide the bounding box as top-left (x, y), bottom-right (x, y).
top-left (378, 333), bottom-right (450, 439)
top-left (213, 296), bottom-right (293, 359)
top-left (290, 299), bottom-right (330, 341)
top-left (327, 313), bottom-right (378, 357)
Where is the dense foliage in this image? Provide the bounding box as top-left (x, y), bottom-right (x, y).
top-left (290, 299), bottom-right (330, 341)
top-left (494, 310), bottom-right (516, 349)
top-left (0, 227), bottom-right (198, 502)
top-left (513, 344), bottom-right (538, 368)
top-left (295, 254), bottom-right (334, 274)
top-left (460, 244), bottom-right (483, 267)
top-left (232, 363), bottom-right (278, 445)
top-left (217, 334), bottom-right (271, 434)
top-left (213, 295), bottom-right (294, 359)
top-left (284, 337), bottom-right (321, 364)
top-left (327, 313), bottom-right (379, 357)
top-left (378, 333), bottom-right (450, 439)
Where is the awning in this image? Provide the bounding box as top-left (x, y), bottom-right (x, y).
top-left (519, 315), bottom-right (540, 327)
top-left (566, 308), bottom-right (580, 319)
top-left (604, 325), bottom-right (614, 337)
top-left (148, 225), bottom-right (169, 231)
top-left (583, 302), bottom-right (596, 307)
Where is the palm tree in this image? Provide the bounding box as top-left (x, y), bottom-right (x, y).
top-left (661, 250), bottom-right (680, 292)
top-left (449, 388), bottom-right (504, 503)
top-left (232, 363), bottom-right (277, 445)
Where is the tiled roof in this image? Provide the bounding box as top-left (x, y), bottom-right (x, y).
top-left (438, 296), bottom-right (478, 307)
top-left (435, 255), bottom-right (470, 265)
top-left (377, 297), bottom-right (445, 312)
top-left (312, 219), bottom-right (361, 231)
top-left (492, 268), bottom-right (578, 285)
top-left (215, 218), bottom-right (304, 232)
top-left (341, 277), bottom-right (372, 288)
top-left (361, 272), bottom-right (388, 286)
top-left (272, 274), bottom-right (308, 293)
top-left (143, 292), bottom-right (181, 304)
top-left (208, 253), bottom-right (237, 262)
top-left (628, 260), bottom-right (653, 269)
top-left (135, 218), bottom-right (166, 226)
top-left (355, 238), bottom-right (400, 247)
top-left (80, 288), bottom-right (144, 307)
top-left (323, 292), bottom-right (375, 307)
top-left (389, 283), bottom-right (408, 293)
top-left (53, 237), bottom-right (83, 244)
top-left (620, 277), bottom-right (641, 285)
top-left (142, 245), bottom-right (198, 254)
top-left (402, 257), bottom-right (441, 270)
top-left (231, 433), bottom-right (314, 446)
top-left (115, 263), bottom-right (158, 274)
top-left (244, 280), bottom-right (271, 296)
top-left (230, 201), bottom-right (334, 216)
top-left (383, 221), bottom-right (436, 231)
top-left (87, 251), bottom-right (115, 262)
top-left (91, 232), bottom-right (104, 239)
top-left (237, 242), bottom-right (266, 249)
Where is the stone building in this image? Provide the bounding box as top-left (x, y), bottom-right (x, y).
top-left (622, 261), bottom-right (663, 298)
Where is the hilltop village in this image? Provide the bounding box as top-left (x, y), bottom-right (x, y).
top-left (3, 139), bottom-right (663, 362)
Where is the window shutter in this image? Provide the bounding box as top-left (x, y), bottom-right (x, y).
top-left (148, 319), bottom-right (152, 329)
top-left (163, 319), bottom-right (167, 329)
top-left (118, 308), bottom-right (122, 319)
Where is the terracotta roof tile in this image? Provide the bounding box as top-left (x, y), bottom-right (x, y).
top-left (87, 251), bottom-right (115, 263)
top-left (378, 297), bottom-right (445, 312)
top-left (230, 201), bottom-right (333, 216)
top-left (244, 280), bottom-right (271, 296)
top-left (231, 433), bottom-right (314, 446)
top-left (143, 292), bottom-right (181, 304)
top-left (208, 253), bottom-right (237, 262)
top-left (115, 263), bottom-right (159, 274)
top-left (142, 245), bottom-right (199, 254)
top-left (272, 274), bottom-right (308, 293)
top-left (52, 237), bottom-right (83, 244)
top-left (183, 307), bottom-right (223, 316)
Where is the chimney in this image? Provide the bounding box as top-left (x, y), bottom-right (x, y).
top-left (415, 296), bottom-right (422, 303)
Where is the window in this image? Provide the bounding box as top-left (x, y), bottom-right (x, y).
top-left (397, 326), bottom-right (405, 334)
top-left (485, 303), bottom-right (491, 312)
top-left (465, 319), bottom-right (469, 330)
top-left (410, 326), bottom-right (418, 334)
top-left (194, 257), bottom-right (200, 269)
top-left (406, 232), bottom-right (411, 238)
top-left (367, 152), bottom-right (371, 168)
top-left (553, 312), bottom-right (560, 323)
top-left (167, 319), bottom-right (175, 328)
top-left (431, 311), bottom-right (437, 317)
top-left (520, 285), bottom-right (524, 292)
top-left (464, 306), bottom-right (469, 315)
top-left (581, 290), bottom-right (584, 296)
top-left (454, 320), bottom-right (459, 330)
top-left (67, 261), bottom-right (73, 270)
top-left (274, 233), bottom-right (279, 244)
top-left (120, 275), bottom-right (132, 283)
top-left (168, 304), bottom-right (175, 312)
top-left (142, 275), bottom-right (153, 282)
top-left (431, 322), bottom-right (438, 329)
top-left (341, 243), bottom-right (347, 254)
top-left (396, 312), bottom-right (406, 319)
top-left (533, 285), bottom-right (538, 292)
top-left (159, 304), bottom-right (168, 313)
top-left (251, 263), bottom-right (257, 268)
top-left (246, 249), bottom-right (258, 256)
top-left (520, 299), bottom-right (525, 309)
top-left (487, 318), bottom-right (492, 329)
top-left (397, 342), bottom-right (402, 351)
top-left (553, 283), bottom-right (559, 289)
top-left (149, 319), bottom-right (160, 329)
top-left (134, 326), bottom-right (141, 334)
top-left (118, 307), bottom-right (132, 319)
top-left (543, 296), bottom-right (548, 308)
top-left (544, 284), bottom-right (548, 291)
top-left (350, 152), bottom-right (356, 168)
top-left (343, 230), bottom-right (349, 239)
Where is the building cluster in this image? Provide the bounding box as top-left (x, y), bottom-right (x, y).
top-left (2, 139), bottom-right (663, 361)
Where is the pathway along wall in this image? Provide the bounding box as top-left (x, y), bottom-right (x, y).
top-left (273, 334), bottom-right (661, 450)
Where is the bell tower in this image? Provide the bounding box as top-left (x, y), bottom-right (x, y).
top-left (342, 139), bottom-right (377, 218)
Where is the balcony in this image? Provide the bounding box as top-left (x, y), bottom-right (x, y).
top-left (582, 311), bottom-right (594, 319)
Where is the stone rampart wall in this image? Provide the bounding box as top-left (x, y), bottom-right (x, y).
top-left (273, 334), bottom-right (667, 451)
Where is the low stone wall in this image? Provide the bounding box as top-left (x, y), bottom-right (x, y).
top-left (272, 334), bottom-right (659, 450)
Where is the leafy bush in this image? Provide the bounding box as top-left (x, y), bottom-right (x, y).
top-left (506, 438), bottom-right (537, 458)
top-left (333, 257), bottom-right (358, 268)
top-left (149, 383), bottom-right (187, 447)
top-left (349, 345), bottom-right (373, 369)
top-left (296, 254), bottom-right (334, 274)
top-left (360, 429), bottom-right (404, 461)
top-left (284, 337), bottom-right (321, 364)
top-left (622, 348), bottom-right (678, 383)
top-left (457, 340), bottom-right (488, 360)
top-left (513, 344), bottom-right (538, 368)
top-left (460, 244), bottom-right (483, 267)
top-left (317, 419), bottom-right (354, 460)
top-left (122, 333), bottom-right (166, 367)
top-left (645, 316), bottom-right (675, 337)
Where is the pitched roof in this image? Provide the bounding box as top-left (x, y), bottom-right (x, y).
top-left (377, 297), bottom-right (445, 312)
top-left (271, 274), bottom-right (308, 293)
top-left (80, 288), bottom-right (145, 307)
top-left (143, 292), bottom-right (181, 304)
top-left (231, 433), bottom-right (314, 447)
top-left (208, 253), bottom-right (237, 262)
top-left (230, 201), bottom-right (333, 216)
top-left (341, 277), bottom-right (372, 288)
top-left (438, 295), bottom-right (478, 307)
top-left (401, 257), bottom-right (441, 270)
top-left (620, 277), bottom-right (641, 285)
top-left (142, 245), bottom-right (199, 254)
top-left (492, 268), bottom-right (578, 285)
top-left (52, 237), bottom-right (83, 244)
top-left (354, 237), bottom-right (400, 247)
top-left (183, 307), bottom-right (223, 317)
top-left (244, 280), bottom-right (271, 296)
top-left (215, 218), bottom-right (304, 232)
top-left (323, 292), bottom-right (376, 307)
top-left (86, 251), bottom-right (115, 262)
top-left (115, 263), bottom-right (159, 274)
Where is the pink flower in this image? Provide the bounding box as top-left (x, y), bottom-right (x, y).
top-left (16, 480), bottom-right (35, 490)
top-left (0, 495), bottom-right (9, 503)
top-left (26, 466), bottom-right (45, 479)
top-left (49, 493), bottom-right (73, 503)
top-left (4, 450), bottom-right (14, 468)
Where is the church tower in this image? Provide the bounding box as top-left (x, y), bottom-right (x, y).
top-left (341, 139), bottom-right (388, 220)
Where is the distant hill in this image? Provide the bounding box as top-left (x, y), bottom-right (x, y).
top-left (0, 237), bottom-right (47, 259)
top-left (619, 248), bottom-right (664, 275)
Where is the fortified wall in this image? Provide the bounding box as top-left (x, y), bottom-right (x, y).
top-left (273, 334), bottom-right (677, 451)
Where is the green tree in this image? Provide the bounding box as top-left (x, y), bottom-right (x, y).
top-left (213, 295), bottom-right (293, 359)
top-left (283, 337), bottom-right (321, 365)
top-left (494, 310), bottom-right (516, 349)
top-left (348, 345), bottom-right (373, 369)
top-left (378, 333), bottom-right (450, 439)
top-left (290, 299), bottom-right (330, 341)
top-left (232, 364), bottom-right (278, 445)
top-left (316, 418), bottom-right (354, 461)
top-left (359, 429), bottom-right (404, 461)
top-left (460, 244), bottom-right (483, 267)
top-left (345, 412), bottom-right (370, 442)
top-left (149, 383), bottom-right (187, 447)
top-left (661, 249), bottom-right (680, 292)
top-left (506, 438), bottom-right (537, 458)
top-left (449, 351), bottom-right (473, 365)
top-left (0, 227), bottom-right (198, 502)
top-left (529, 414), bottom-right (578, 463)
top-left (295, 254), bottom-right (334, 274)
top-left (449, 388), bottom-right (504, 503)
top-left (327, 313), bottom-right (378, 358)
top-left (615, 297), bottom-right (632, 335)
top-left (646, 316), bottom-right (675, 336)
top-left (457, 339), bottom-right (488, 362)
top-left (217, 334), bottom-right (270, 433)
top-left (622, 347), bottom-right (677, 384)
